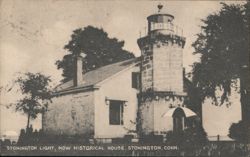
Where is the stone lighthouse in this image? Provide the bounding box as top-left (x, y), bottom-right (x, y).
top-left (137, 4), bottom-right (187, 136)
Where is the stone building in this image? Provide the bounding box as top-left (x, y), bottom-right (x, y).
top-left (137, 4), bottom-right (189, 136)
top-left (43, 58), bottom-right (140, 139)
top-left (43, 5), bottom-right (241, 141)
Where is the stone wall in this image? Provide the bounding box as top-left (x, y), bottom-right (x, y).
top-left (153, 99), bottom-right (173, 134)
top-left (139, 98), bottom-right (175, 135)
top-left (153, 42), bottom-right (183, 92)
top-left (139, 36), bottom-right (185, 136)
top-left (141, 46), bottom-right (153, 92)
top-left (43, 91), bottom-right (94, 137)
top-left (139, 100), bottom-right (154, 135)
top-left (140, 38), bottom-right (184, 93)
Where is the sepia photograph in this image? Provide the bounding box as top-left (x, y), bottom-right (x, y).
top-left (0, 0), bottom-right (249, 156)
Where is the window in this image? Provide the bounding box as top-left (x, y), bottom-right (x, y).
top-left (132, 72), bottom-right (140, 89)
top-left (109, 100), bottom-right (124, 125)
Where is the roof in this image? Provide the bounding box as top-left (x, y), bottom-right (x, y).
top-left (147, 13), bottom-right (174, 21)
top-left (54, 57), bottom-right (194, 96)
top-left (54, 58), bottom-right (140, 93)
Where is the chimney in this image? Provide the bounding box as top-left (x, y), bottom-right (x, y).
top-left (74, 54), bottom-right (85, 86)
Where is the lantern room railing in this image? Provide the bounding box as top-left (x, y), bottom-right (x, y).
top-left (140, 23), bottom-right (184, 38)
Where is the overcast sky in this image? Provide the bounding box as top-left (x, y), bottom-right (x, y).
top-left (0, 0), bottom-right (244, 136)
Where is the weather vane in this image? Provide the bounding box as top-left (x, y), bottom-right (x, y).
top-left (157, 3), bottom-right (163, 13)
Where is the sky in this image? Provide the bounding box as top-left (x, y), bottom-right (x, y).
top-left (0, 0), bottom-right (244, 136)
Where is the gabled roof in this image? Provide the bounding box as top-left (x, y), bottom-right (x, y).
top-left (54, 58), bottom-right (140, 93)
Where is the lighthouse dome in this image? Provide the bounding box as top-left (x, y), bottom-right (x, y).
top-left (147, 4), bottom-right (182, 36)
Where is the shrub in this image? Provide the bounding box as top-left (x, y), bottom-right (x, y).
top-left (229, 120), bottom-right (250, 143)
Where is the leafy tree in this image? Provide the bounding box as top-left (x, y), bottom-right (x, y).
top-left (56, 25), bottom-right (135, 82)
top-left (9, 72), bottom-right (52, 129)
top-left (192, 3), bottom-right (250, 124)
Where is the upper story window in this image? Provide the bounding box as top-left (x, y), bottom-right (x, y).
top-left (109, 100), bottom-right (124, 125)
top-left (132, 72), bottom-right (140, 89)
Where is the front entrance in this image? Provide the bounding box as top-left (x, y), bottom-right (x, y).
top-left (172, 107), bottom-right (185, 133)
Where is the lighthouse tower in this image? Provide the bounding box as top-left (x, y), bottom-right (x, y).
top-left (137, 5), bottom-right (187, 136)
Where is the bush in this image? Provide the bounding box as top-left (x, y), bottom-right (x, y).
top-left (229, 120), bottom-right (250, 143)
top-left (139, 133), bottom-right (164, 143)
top-left (166, 125), bottom-right (208, 148)
top-left (16, 125), bottom-right (93, 145)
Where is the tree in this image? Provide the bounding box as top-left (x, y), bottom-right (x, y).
top-left (56, 25), bottom-right (135, 82)
top-left (9, 72), bottom-right (52, 129)
top-left (192, 3), bottom-right (250, 125)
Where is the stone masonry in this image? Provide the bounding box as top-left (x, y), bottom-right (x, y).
top-left (137, 6), bottom-right (186, 135)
